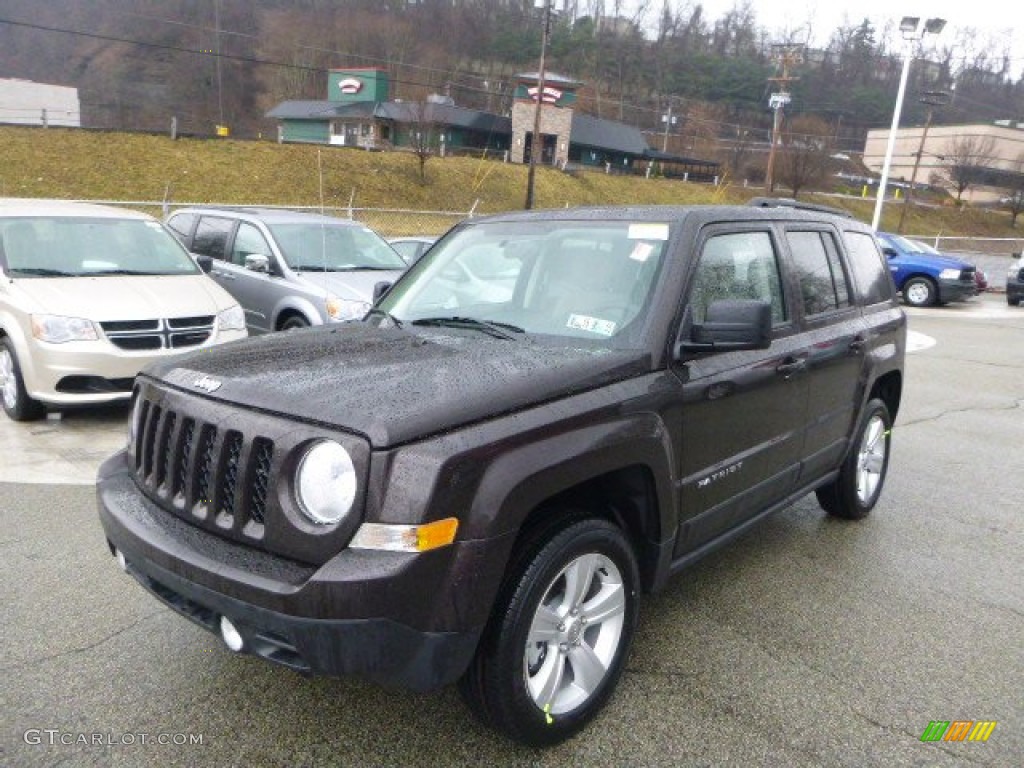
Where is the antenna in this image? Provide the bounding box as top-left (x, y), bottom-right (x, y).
top-left (317, 149), bottom-right (325, 215)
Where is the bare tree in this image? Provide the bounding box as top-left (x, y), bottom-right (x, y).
top-left (1002, 153), bottom-right (1024, 228)
top-left (941, 134), bottom-right (997, 203)
top-left (776, 115), bottom-right (834, 198)
top-left (405, 101), bottom-right (440, 184)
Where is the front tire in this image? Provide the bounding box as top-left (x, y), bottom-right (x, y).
top-left (459, 516), bottom-right (640, 747)
top-left (903, 277), bottom-right (937, 307)
top-left (0, 338), bottom-right (45, 421)
top-left (816, 398), bottom-right (892, 519)
top-left (279, 315), bottom-right (310, 331)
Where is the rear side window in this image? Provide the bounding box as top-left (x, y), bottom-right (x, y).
top-left (843, 231), bottom-right (893, 304)
top-left (192, 217), bottom-right (234, 261)
top-left (690, 231), bottom-right (787, 325)
top-left (786, 230), bottom-right (852, 317)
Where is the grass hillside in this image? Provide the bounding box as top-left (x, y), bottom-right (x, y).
top-left (2, 125), bottom-right (1021, 245)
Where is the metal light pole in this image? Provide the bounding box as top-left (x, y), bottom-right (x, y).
top-left (524, 1), bottom-right (554, 210)
top-left (871, 16), bottom-right (946, 232)
top-left (896, 90), bottom-right (949, 233)
top-left (661, 103), bottom-right (676, 152)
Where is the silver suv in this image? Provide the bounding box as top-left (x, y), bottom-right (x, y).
top-left (166, 207), bottom-right (407, 332)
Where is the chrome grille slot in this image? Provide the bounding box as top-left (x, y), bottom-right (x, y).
top-left (216, 431), bottom-right (244, 523)
top-left (249, 438), bottom-right (274, 525)
top-left (194, 425), bottom-right (218, 514)
top-left (142, 404), bottom-right (162, 480)
top-left (156, 411), bottom-right (177, 491)
top-left (172, 418), bottom-right (195, 503)
top-left (134, 399), bottom-right (151, 472)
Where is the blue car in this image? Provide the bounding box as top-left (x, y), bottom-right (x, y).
top-left (875, 232), bottom-right (978, 307)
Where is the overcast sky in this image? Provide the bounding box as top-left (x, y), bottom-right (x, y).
top-left (658, 0), bottom-right (1023, 70)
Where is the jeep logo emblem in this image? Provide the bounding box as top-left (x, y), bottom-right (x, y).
top-left (192, 375), bottom-right (222, 393)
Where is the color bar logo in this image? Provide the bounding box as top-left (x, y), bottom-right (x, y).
top-left (920, 721), bottom-right (997, 742)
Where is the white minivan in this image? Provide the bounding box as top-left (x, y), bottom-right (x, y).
top-left (0, 199), bottom-right (247, 420)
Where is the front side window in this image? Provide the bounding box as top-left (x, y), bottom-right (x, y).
top-left (786, 230), bottom-right (852, 317)
top-left (0, 216), bottom-right (200, 277)
top-left (268, 222), bottom-right (406, 271)
top-left (231, 222), bottom-right (273, 267)
top-left (378, 219), bottom-right (672, 347)
top-left (843, 231), bottom-right (894, 304)
top-left (689, 231), bottom-right (787, 325)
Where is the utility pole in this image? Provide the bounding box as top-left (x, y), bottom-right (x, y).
top-left (525, 1), bottom-right (554, 210)
top-left (764, 45), bottom-right (802, 194)
top-left (896, 90), bottom-right (949, 233)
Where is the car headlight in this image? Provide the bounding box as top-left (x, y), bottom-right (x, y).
top-left (326, 295), bottom-right (371, 322)
top-left (938, 268), bottom-right (961, 280)
top-left (216, 304), bottom-right (246, 331)
top-left (295, 440), bottom-right (357, 525)
top-left (30, 314), bottom-right (99, 343)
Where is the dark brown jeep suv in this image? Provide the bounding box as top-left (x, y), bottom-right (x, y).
top-left (97, 201), bottom-right (905, 746)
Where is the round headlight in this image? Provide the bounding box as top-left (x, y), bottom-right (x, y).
top-left (295, 440), bottom-right (357, 525)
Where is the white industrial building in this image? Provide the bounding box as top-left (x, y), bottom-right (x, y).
top-left (0, 78), bottom-right (80, 127)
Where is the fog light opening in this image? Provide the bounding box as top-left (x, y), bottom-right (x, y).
top-left (219, 616), bottom-right (244, 652)
top-left (115, 549), bottom-right (128, 573)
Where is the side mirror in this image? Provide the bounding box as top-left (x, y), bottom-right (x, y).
top-left (677, 299), bottom-right (772, 357)
top-left (882, 247), bottom-right (897, 258)
top-left (372, 281), bottom-right (393, 302)
top-left (1012, 252), bottom-right (1022, 260)
top-left (193, 253), bottom-right (213, 273)
top-left (244, 253), bottom-right (270, 273)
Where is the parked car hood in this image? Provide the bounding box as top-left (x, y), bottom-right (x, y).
top-left (296, 269), bottom-right (405, 303)
top-left (10, 274), bottom-right (234, 320)
top-left (888, 252), bottom-right (973, 270)
top-left (148, 323), bottom-right (651, 448)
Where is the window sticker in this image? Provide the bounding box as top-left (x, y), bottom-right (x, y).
top-left (629, 242), bottom-right (655, 262)
top-left (628, 223), bottom-right (669, 241)
top-left (567, 314), bottom-right (617, 336)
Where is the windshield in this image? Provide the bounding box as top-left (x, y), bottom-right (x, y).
top-left (911, 239), bottom-right (941, 254)
top-left (0, 216), bottom-right (201, 278)
top-left (377, 218), bottom-right (671, 347)
top-left (268, 222), bottom-right (406, 271)
top-left (883, 233), bottom-right (930, 254)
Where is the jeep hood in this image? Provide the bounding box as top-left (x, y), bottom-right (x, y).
top-left (147, 323), bottom-right (650, 447)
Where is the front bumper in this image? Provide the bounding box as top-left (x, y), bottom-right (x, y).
top-left (21, 329), bottom-right (247, 405)
top-left (936, 278), bottom-right (977, 303)
top-left (96, 452), bottom-right (494, 691)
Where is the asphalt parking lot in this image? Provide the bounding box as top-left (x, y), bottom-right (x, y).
top-left (2, 292), bottom-right (1021, 767)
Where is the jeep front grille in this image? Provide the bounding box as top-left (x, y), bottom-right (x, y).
top-left (133, 402), bottom-right (274, 538)
top-left (101, 316), bottom-right (215, 351)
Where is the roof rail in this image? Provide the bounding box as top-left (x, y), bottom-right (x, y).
top-left (747, 197), bottom-right (852, 219)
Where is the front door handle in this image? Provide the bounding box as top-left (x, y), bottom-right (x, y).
top-left (776, 356), bottom-right (806, 378)
top-left (849, 335), bottom-right (867, 353)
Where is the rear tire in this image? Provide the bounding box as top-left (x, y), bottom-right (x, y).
top-left (458, 515), bottom-right (639, 747)
top-left (816, 398), bottom-right (892, 519)
top-left (0, 338), bottom-right (45, 421)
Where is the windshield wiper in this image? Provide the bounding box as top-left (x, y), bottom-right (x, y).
top-left (9, 268), bottom-right (76, 277)
top-left (86, 269), bottom-right (168, 276)
top-left (411, 316), bottom-right (524, 340)
top-left (364, 308), bottom-right (404, 328)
